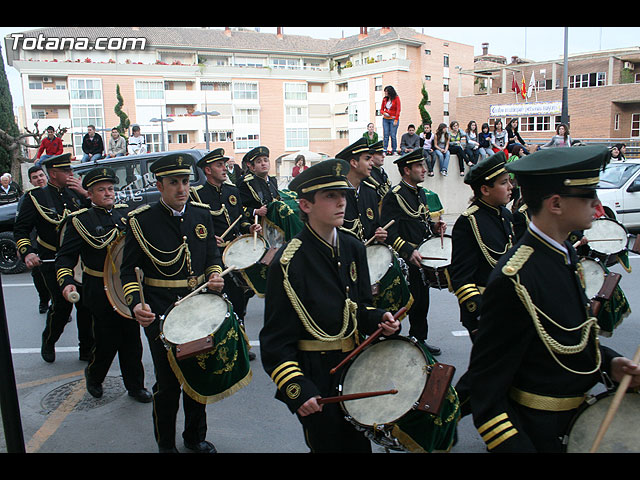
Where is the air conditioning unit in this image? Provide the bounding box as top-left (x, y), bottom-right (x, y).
top-left (42, 77), bottom-right (53, 83)
top-left (623, 62), bottom-right (635, 71)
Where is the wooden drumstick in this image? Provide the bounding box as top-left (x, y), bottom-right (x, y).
top-left (421, 255), bottom-right (448, 261)
top-left (173, 266), bottom-right (236, 306)
top-left (364, 220), bottom-right (395, 246)
top-left (220, 215), bottom-right (243, 240)
top-left (135, 267), bottom-right (147, 310)
top-left (317, 389), bottom-right (398, 405)
top-left (590, 345), bottom-right (640, 453)
top-left (330, 306), bottom-right (407, 375)
top-left (253, 215), bottom-right (259, 250)
top-left (67, 289), bottom-right (80, 304)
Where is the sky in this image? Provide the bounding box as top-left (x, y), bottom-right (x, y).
top-left (1, 26), bottom-right (639, 109)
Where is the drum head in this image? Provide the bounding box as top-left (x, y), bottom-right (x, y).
top-left (366, 244), bottom-right (393, 284)
top-left (223, 234), bottom-right (267, 271)
top-left (103, 235), bottom-right (132, 319)
top-left (579, 258), bottom-right (606, 300)
top-left (584, 218), bottom-right (628, 256)
top-left (418, 235), bottom-right (452, 268)
top-left (566, 392), bottom-right (640, 453)
top-left (162, 293), bottom-right (229, 345)
top-left (340, 337), bottom-right (429, 427)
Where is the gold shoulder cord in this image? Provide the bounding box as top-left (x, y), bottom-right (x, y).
top-left (467, 213), bottom-right (512, 268)
top-left (280, 239), bottom-right (357, 342)
top-left (395, 191), bottom-right (429, 220)
top-left (129, 215), bottom-right (191, 277)
top-left (71, 216), bottom-right (119, 250)
top-left (29, 192), bottom-right (70, 226)
top-left (502, 246), bottom-right (601, 375)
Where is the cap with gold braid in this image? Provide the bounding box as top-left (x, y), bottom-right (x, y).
top-left (82, 167), bottom-right (117, 189)
top-left (370, 140), bottom-right (384, 153)
top-left (393, 148), bottom-right (425, 168)
top-left (505, 145), bottom-right (609, 191)
top-left (150, 153), bottom-right (195, 178)
top-left (336, 137), bottom-right (374, 161)
top-left (288, 159), bottom-right (353, 195)
top-left (242, 146), bottom-right (269, 165)
top-left (196, 148), bottom-right (228, 170)
top-left (42, 153), bottom-right (72, 170)
top-left (464, 151), bottom-right (507, 187)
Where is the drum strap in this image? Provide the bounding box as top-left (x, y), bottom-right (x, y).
top-left (83, 266), bottom-right (103, 278)
top-left (144, 274), bottom-right (205, 289)
top-left (509, 387), bottom-right (585, 412)
top-left (297, 336), bottom-right (356, 352)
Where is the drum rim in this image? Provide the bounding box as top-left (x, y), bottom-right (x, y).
top-left (417, 234), bottom-right (452, 268)
top-left (584, 217), bottom-right (629, 256)
top-left (103, 233), bottom-right (133, 320)
top-left (366, 244), bottom-right (394, 284)
top-left (160, 290), bottom-right (231, 346)
top-left (337, 335), bottom-right (430, 428)
top-left (222, 233), bottom-right (268, 271)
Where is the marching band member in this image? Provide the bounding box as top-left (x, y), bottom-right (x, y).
top-left (238, 146), bottom-right (280, 222)
top-left (259, 159), bottom-right (399, 453)
top-left (13, 153), bottom-right (94, 363)
top-left (120, 153), bottom-right (224, 453)
top-left (56, 167), bottom-right (151, 402)
top-left (363, 140), bottom-right (392, 205)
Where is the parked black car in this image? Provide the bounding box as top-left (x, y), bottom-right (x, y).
top-left (0, 149), bottom-right (209, 274)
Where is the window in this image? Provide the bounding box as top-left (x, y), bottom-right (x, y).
top-left (272, 58), bottom-right (300, 70)
top-left (234, 108), bottom-right (259, 124)
top-left (233, 82), bottom-right (258, 100)
top-left (286, 128), bottom-right (308, 149)
top-left (425, 49), bottom-right (431, 55)
top-left (71, 105), bottom-right (103, 129)
top-left (286, 106), bottom-right (307, 124)
top-left (29, 81), bottom-right (43, 90)
top-left (135, 80), bottom-right (164, 99)
top-left (205, 131), bottom-right (233, 143)
top-left (632, 113), bottom-right (640, 137)
top-left (443, 54), bottom-right (449, 67)
top-left (424, 75), bottom-right (431, 81)
top-left (32, 110), bottom-right (46, 119)
top-left (70, 78), bottom-right (101, 100)
top-left (201, 82), bottom-right (230, 91)
top-left (144, 133), bottom-right (162, 153)
top-left (284, 83), bottom-right (307, 101)
top-left (569, 72), bottom-right (606, 88)
top-left (235, 134), bottom-right (260, 150)
top-left (443, 78), bottom-right (449, 92)
top-left (615, 114), bottom-right (620, 131)
top-left (234, 57), bottom-right (264, 68)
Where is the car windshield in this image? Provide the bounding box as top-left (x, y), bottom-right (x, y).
top-left (597, 163), bottom-right (640, 189)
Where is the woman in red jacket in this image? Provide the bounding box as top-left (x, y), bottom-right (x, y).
top-left (380, 86), bottom-right (401, 155)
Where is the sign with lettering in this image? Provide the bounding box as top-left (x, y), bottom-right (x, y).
top-left (489, 101), bottom-right (562, 118)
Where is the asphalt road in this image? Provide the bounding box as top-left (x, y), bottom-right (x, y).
top-left (1, 239), bottom-right (639, 455)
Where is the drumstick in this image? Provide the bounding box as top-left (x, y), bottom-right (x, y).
top-left (135, 267), bottom-right (147, 311)
top-left (220, 215), bottom-right (243, 240)
top-left (421, 255), bottom-right (448, 261)
top-left (173, 266), bottom-right (236, 306)
top-left (584, 239), bottom-right (623, 242)
top-left (589, 345), bottom-right (640, 453)
top-left (317, 389), bottom-right (398, 405)
top-left (253, 215), bottom-right (259, 250)
top-left (440, 227), bottom-right (444, 249)
top-left (330, 306), bottom-right (408, 375)
top-left (364, 220), bottom-right (395, 246)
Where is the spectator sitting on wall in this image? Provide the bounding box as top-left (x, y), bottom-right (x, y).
top-left (35, 126), bottom-right (64, 166)
top-left (363, 122), bottom-right (379, 145)
top-left (400, 124), bottom-right (421, 154)
top-left (108, 128), bottom-right (127, 158)
top-left (80, 125), bottom-right (105, 163)
top-left (127, 125), bottom-right (147, 156)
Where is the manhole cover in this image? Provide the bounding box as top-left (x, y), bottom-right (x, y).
top-left (41, 376), bottom-right (126, 413)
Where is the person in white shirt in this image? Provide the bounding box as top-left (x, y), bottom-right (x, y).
top-left (127, 125), bottom-right (147, 156)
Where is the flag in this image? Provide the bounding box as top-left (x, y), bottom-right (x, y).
top-left (512, 73), bottom-right (520, 94)
top-left (527, 71), bottom-right (536, 99)
top-left (521, 73), bottom-right (527, 100)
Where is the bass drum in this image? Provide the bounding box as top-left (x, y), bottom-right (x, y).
top-left (564, 391), bottom-right (640, 453)
top-left (103, 233), bottom-right (132, 319)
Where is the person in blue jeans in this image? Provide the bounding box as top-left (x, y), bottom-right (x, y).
top-left (80, 125), bottom-right (105, 163)
top-left (432, 123), bottom-right (450, 176)
top-left (380, 86), bottom-right (401, 155)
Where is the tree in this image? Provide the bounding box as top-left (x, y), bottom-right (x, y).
top-left (114, 84), bottom-right (130, 137)
top-left (417, 83), bottom-right (432, 135)
top-left (0, 46), bottom-right (20, 176)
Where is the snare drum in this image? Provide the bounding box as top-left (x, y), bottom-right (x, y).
top-left (583, 218), bottom-right (629, 261)
top-left (103, 233), bottom-right (133, 319)
top-left (222, 234), bottom-right (275, 297)
top-left (366, 244), bottom-right (412, 314)
top-left (564, 391), bottom-right (640, 453)
top-left (417, 235), bottom-right (452, 289)
top-left (160, 292), bottom-right (252, 404)
top-left (338, 336), bottom-right (459, 453)
top-left (578, 257), bottom-right (606, 301)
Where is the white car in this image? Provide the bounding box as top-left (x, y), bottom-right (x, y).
top-left (597, 159), bottom-right (640, 230)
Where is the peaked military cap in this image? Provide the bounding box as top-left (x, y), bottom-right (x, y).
top-left (336, 137), bottom-right (373, 161)
top-left (370, 140), bottom-right (384, 153)
top-left (150, 153), bottom-right (195, 178)
top-left (288, 159), bottom-right (353, 195)
top-left (506, 145), bottom-right (609, 191)
top-left (464, 151), bottom-right (507, 186)
top-left (82, 167), bottom-right (117, 189)
top-left (242, 146), bottom-right (269, 164)
top-left (197, 148), bottom-right (229, 169)
top-left (393, 148), bottom-right (425, 167)
top-left (42, 153), bottom-right (72, 170)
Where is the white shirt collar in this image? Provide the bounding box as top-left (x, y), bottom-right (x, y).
top-left (529, 221), bottom-right (570, 263)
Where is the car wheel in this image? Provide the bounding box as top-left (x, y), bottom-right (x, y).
top-left (0, 231), bottom-right (27, 274)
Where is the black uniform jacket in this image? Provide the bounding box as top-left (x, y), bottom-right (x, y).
top-left (14, 183), bottom-right (90, 260)
top-left (364, 165), bottom-right (391, 203)
top-left (189, 181), bottom-right (253, 245)
top-left (259, 224), bottom-right (387, 414)
top-left (468, 226), bottom-right (619, 452)
top-left (119, 200), bottom-right (223, 326)
top-left (449, 199), bottom-right (514, 317)
top-left (342, 180), bottom-right (381, 242)
top-left (380, 180), bottom-right (435, 261)
top-left (238, 173), bottom-right (280, 215)
top-left (56, 204), bottom-right (128, 312)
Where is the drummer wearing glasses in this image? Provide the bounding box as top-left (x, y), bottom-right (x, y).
top-left (120, 153), bottom-right (225, 454)
top-left (260, 159), bottom-right (399, 453)
top-left (465, 146), bottom-right (640, 453)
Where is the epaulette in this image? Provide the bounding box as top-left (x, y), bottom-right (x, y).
top-left (462, 205), bottom-right (479, 217)
top-left (391, 185), bottom-right (401, 194)
top-left (68, 207), bottom-right (89, 217)
top-left (280, 238), bottom-right (302, 266)
top-left (189, 201), bottom-right (210, 209)
top-left (502, 245), bottom-right (534, 276)
top-left (518, 204), bottom-right (528, 214)
top-left (128, 204), bottom-right (151, 217)
top-left (242, 174), bottom-right (255, 182)
top-left (362, 180), bottom-right (377, 189)
top-left (190, 184), bottom-right (204, 192)
top-left (114, 203), bottom-right (129, 209)
top-left (338, 226), bottom-right (361, 240)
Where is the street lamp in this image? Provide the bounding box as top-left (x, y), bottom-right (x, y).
top-left (149, 114), bottom-right (174, 152)
top-left (192, 109), bottom-right (220, 150)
